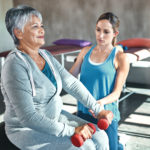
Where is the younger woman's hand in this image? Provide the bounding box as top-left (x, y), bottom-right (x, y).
top-left (89, 109), bottom-right (96, 118)
top-left (97, 110), bottom-right (113, 124)
top-left (89, 99), bottom-right (105, 119)
top-left (97, 100), bottom-right (104, 108)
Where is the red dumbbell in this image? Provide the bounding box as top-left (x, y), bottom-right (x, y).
top-left (71, 123), bottom-right (96, 147)
top-left (97, 119), bottom-right (109, 130)
top-left (97, 111), bottom-right (114, 130)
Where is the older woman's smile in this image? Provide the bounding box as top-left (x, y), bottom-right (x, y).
top-left (37, 36), bottom-right (44, 39)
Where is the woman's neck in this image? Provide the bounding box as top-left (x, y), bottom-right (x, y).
top-left (17, 43), bottom-right (40, 58)
top-left (17, 43), bottom-right (46, 70)
top-left (96, 44), bottom-right (114, 52)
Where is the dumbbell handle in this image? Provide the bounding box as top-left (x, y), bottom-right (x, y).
top-left (71, 123), bottom-right (96, 147)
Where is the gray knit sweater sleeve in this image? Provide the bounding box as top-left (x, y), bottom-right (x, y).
top-left (49, 53), bottom-right (102, 116)
top-left (1, 54), bottom-right (75, 137)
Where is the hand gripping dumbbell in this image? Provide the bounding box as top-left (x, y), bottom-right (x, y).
top-left (71, 123), bottom-right (96, 147)
top-left (97, 111), bottom-right (114, 130)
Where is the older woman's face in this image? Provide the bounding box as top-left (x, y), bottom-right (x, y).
top-left (20, 15), bottom-right (45, 48)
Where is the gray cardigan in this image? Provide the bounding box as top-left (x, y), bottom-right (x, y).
top-left (1, 48), bottom-right (102, 137)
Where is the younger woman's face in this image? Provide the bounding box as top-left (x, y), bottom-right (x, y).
top-left (95, 19), bottom-right (117, 47)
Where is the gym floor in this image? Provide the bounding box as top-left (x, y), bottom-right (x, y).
top-left (118, 83), bottom-right (150, 150)
top-left (0, 82), bottom-right (150, 150)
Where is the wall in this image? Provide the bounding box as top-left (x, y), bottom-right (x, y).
top-left (0, 0), bottom-right (15, 52)
top-left (1, 0), bottom-right (150, 48)
top-left (13, 0), bottom-right (150, 46)
top-left (1, 0), bottom-right (150, 84)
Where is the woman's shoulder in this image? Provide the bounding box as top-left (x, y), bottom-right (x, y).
top-left (2, 49), bottom-right (33, 74)
top-left (115, 48), bottom-right (129, 64)
top-left (115, 45), bottom-right (124, 52)
top-left (1, 52), bottom-right (28, 81)
top-left (81, 45), bottom-right (93, 52)
top-left (4, 50), bottom-right (23, 66)
top-left (79, 45), bottom-right (93, 58)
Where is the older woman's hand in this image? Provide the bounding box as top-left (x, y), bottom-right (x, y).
top-left (75, 124), bottom-right (94, 141)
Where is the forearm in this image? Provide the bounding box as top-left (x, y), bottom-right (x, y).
top-left (99, 91), bottom-right (121, 105)
top-left (62, 72), bottom-right (102, 115)
top-left (21, 110), bottom-right (75, 137)
top-left (69, 64), bottom-right (80, 78)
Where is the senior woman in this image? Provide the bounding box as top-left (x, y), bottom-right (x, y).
top-left (1, 5), bottom-right (112, 150)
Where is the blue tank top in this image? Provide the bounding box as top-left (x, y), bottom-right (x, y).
top-left (78, 45), bottom-right (120, 121)
top-left (42, 61), bottom-right (57, 88)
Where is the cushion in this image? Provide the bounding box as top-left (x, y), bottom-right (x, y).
top-left (52, 39), bottom-right (92, 47)
top-left (117, 38), bottom-right (150, 48)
